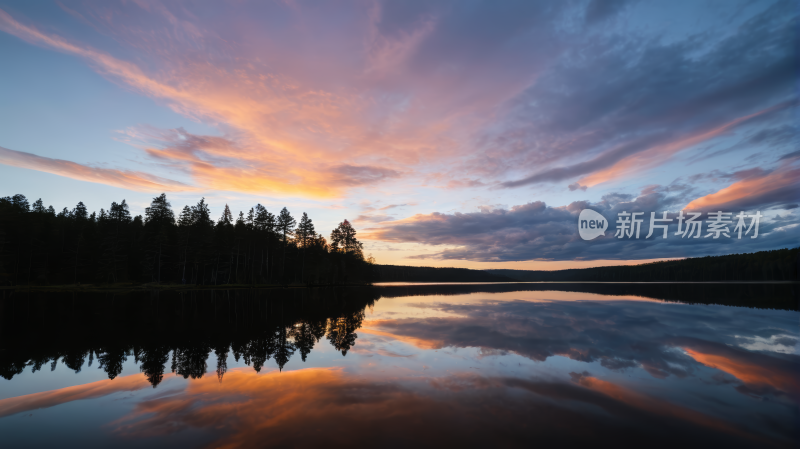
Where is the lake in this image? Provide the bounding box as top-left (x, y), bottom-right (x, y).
top-left (0, 283), bottom-right (798, 447)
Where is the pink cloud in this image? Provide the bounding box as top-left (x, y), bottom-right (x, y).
top-left (0, 373), bottom-right (151, 418)
top-left (0, 146), bottom-right (193, 192)
top-left (684, 165), bottom-right (800, 211)
top-left (0, 5), bottom-right (549, 198)
top-left (0, 2), bottom-right (795, 203)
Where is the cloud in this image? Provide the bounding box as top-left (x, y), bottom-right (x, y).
top-left (678, 338), bottom-right (800, 399)
top-left (365, 185), bottom-right (800, 261)
top-left (365, 298), bottom-right (800, 403)
top-left (1, 3), bottom-right (563, 197)
top-left (106, 365), bottom-right (772, 446)
top-left (481, 3), bottom-right (798, 189)
top-left (0, 373), bottom-right (151, 418)
top-left (0, 145), bottom-right (193, 192)
top-left (378, 203), bottom-right (413, 211)
top-left (584, 0), bottom-right (635, 26)
top-left (685, 165), bottom-right (800, 211)
top-left (568, 182), bottom-right (587, 192)
top-left (0, 6), bottom-right (416, 197)
top-left (354, 214), bottom-right (395, 224)
top-left (327, 164), bottom-right (402, 186)
top-left (1, 2), bottom-right (795, 199)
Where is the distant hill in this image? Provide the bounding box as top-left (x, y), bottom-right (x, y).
top-left (373, 264), bottom-right (516, 283)
top-left (487, 247), bottom-right (799, 282)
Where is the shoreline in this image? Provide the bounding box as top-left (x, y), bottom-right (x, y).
top-left (1, 279), bottom-right (798, 293)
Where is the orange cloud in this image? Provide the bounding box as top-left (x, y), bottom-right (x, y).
top-left (0, 146), bottom-right (193, 192)
top-left (574, 375), bottom-right (756, 440)
top-left (7, 366), bottom-right (782, 445)
top-left (0, 8), bottom-right (458, 198)
top-left (684, 348), bottom-right (799, 397)
top-left (0, 373), bottom-right (152, 418)
top-left (359, 325), bottom-right (445, 350)
top-left (111, 367), bottom-right (457, 446)
top-left (684, 166), bottom-right (800, 211)
top-left (114, 368), bottom-right (764, 447)
top-left (578, 101), bottom-right (792, 188)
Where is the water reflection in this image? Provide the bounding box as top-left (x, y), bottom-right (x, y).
top-left (0, 284), bottom-right (797, 447)
top-left (361, 298), bottom-right (799, 396)
top-left (0, 288), bottom-right (376, 384)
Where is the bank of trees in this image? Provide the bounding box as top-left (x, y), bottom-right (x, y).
top-left (488, 247), bottom-right (800, 282)
top-left (0, 193), bottom-right (373, 285)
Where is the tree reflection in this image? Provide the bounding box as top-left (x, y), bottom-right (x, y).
top-left (4, 283), bottom-right (794, 389)
top-left (290, 321), bottom-right (320, 362)
top-left (213, 342), bottom-right (229, 383)
top-left (136, 344), bottom-right (170, 387)
top-left (0, 287), bottom-right (378, 387)
top-left (248, 334), bottom-right (274, 374)
top-left (96, 347), bottom-right (128, 380)
top-left (274, 325), bottom-right (296, 371)
top-left (173, 344), bottom-right (211, 379)
top-left (326, 314), bottom-right (362, 356)
top-left (62, 349), bottom-right (87, 373)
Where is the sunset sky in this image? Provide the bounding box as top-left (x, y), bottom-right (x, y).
top-left (0, 0), bottom-right (797, 269)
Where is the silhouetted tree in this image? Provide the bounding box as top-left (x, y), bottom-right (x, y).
top-left (0, 192), bottom-right (393, 286)
top-left (97, 346), bottom-right (128, 379)
top-left (137, 344), bottom-right (171, 387)
top-left (330, 219), bottom-right (363, 256)
top-left (274, 325), bottom-right (296, 370)
top-left (277, 208), bottom-right (296, 279)
top-left (296, 212), bottom-right (315, 283)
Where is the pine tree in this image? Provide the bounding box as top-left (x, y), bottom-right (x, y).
top-left (296, 212), bottom-right (315, 283)
top-left (330, 220), bottom-right (363, 255)
top-left (218, 204), bottom-right (233, 226)
top-left (109, 200), bottom-right (131, 224)
top-left (190, 198), bottom-right (213, 284)
top-left (73, 202), bottom-right (89, 221)
top-left (177, 206), bottom-right (194, 283)
top-left (277, 208), bottom-right (296, 280)
top-left (254, 204), bottom-right (276, 281)
top-left (143, 194), bottom-right (175, 283)
top-left (296, 213), bottom-right (315, 248)
top-left (32, 199), bottom-right (46, 213)
top-left (144, 193), bottom-right (175, 228)
top-left (277, 208), bottom-right (296, 244)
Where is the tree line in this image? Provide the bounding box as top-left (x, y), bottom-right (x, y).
top-left (486, 247), bottom-right (800, 282)
top-left (0, 193), bottom-right (374, 286)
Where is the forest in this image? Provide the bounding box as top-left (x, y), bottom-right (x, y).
top-left (371, 247), bottom-right (800, 283)
top-left (372, 264), bottom-right (514, 283)
top-left (0, 193), bottom-right (373, 286)
top-left (487, 247), bottom-right (800, 282)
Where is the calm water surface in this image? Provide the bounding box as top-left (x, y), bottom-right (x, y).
top-left (0, 284), bottom-right (798, 447)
